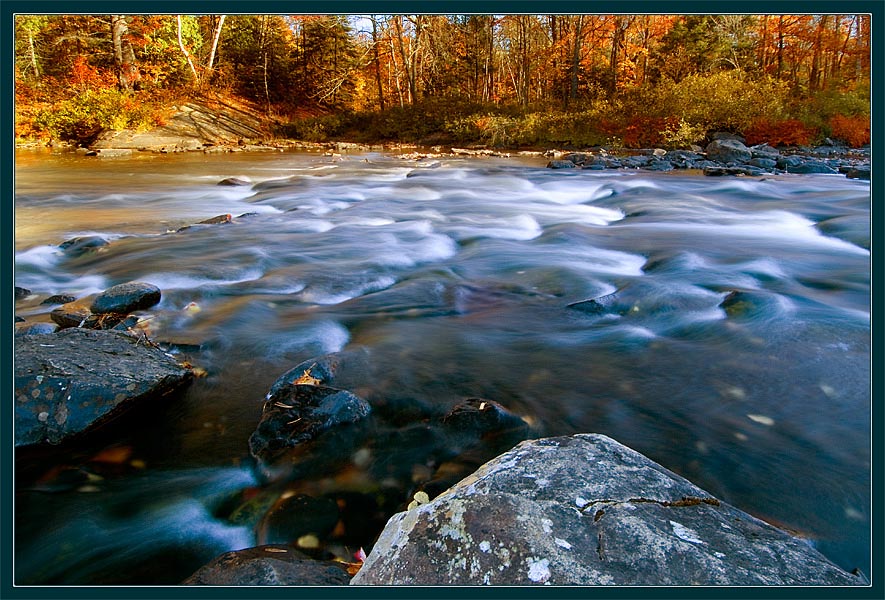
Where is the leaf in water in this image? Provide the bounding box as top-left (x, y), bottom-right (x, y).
top-left (90, 445), bottom-right (133, 464)
top-left (747, 414), bottom-right (775, 426)
top-left (293, 363), bottom-right (322, 386)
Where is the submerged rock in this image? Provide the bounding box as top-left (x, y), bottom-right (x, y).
top-left (58, 235), bottom-right (109, 257)
top-left (183, 545), bottom-right (350, 586)
top-left (352, 434), bottom-right (864, 586)
top-left (14, 328), bottom-right (193, 446)
top-left (217, 177), bottom-right (252, 187)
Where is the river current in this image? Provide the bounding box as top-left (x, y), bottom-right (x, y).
top-left (13, 149), bottom-right (871, 584)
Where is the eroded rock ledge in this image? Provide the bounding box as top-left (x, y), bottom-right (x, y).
top-left (351, 434), bottom-right (863, 586)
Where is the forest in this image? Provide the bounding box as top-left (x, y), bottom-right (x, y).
top-left (13, 13), bottom-right (872, 149)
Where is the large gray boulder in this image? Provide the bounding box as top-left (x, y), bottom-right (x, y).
top-left (15, 328), bottom-right (193, 446)
top-left (352, 434), bottom-right (862, 586)
top-left (705, 139), bottom-right (752, 164)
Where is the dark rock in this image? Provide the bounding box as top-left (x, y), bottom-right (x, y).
top-left (352, 434), bottom-right (863, 586)
top-left (266, 349), bottom-right (373, 399)
top-left (718, 290), bottom-right (782, 318)
top-left (182, 545), bottom-right (351, 586)
top-left (583, 164), bottom-right (606, 170)
top-left (704, 139), bottom-right (751, 164)
top-left (749, 143), bottom-right (780, 159)
top-left (621, 155), bottom-right (651, 168)
top-left (50, 302), bottom-right (93, 329)
top-left (58, 235), bottom-right (109, 257)
top-left (90, 282), bottom-right (161, 315)
top-left (786, 161), bottom-right (838, 174)
top-left (237, 212), bottom-right (260, 219)
top-left (561, 152), bottom-right (591, 166)
top-left (15, 316), bottom-right (25, 323)
top-left (14, 328), bottom-right (193, 446)
top-left (16, 322), bottom-right (60, 337)
top-left (15, 286), bottom-right (32, 300)
top-left (703, 166), bottom-right (765, 177)
top-left (747, 158), bottom-right (777, 169)
top-left (260, 494), bottom-right (341, 545)
top-left (776, 155), bottom-right (805, 169)
top-left (249, 385), bottom-right (372, 464)
top-left (644, 160), bottom-right (673, 172)
top-left (217, 177), bottom-right (252, 187)
top-left (845, 166), bottom-right (870, 180)
top-left (546, 160), bottom-right (576, 169)
top-left (41, 294), bottom-right (77, 306)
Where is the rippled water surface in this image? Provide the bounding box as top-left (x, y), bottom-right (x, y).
top-left (13, 149), bottom-right (871, 584)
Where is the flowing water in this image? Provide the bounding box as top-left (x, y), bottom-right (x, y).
top-left (13, 149), bottom-right (871, 584)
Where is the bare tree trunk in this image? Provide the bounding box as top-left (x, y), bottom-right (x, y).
top-left (371, 16), bottom-right (385, 109)
top-left (567, 15), bottom-right (584, 107)
top-left (111, 15), bottom-right (138, 90)
top-left (206, 15), bottom-right (226, 76)
top-left (177, 15), bottom-right (199, 82)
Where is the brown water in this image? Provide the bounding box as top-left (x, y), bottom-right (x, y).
top-left (13, 149), bottom-right (871, 584)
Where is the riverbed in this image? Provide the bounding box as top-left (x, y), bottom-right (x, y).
top-left (13, 149), bottom-right (871, 584)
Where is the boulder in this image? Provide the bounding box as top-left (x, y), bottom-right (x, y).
top-left (786, 161), bottom-right (838, 175)
top-left (749, 144), bottom-right (780, 159)
top-left (90, 281), bottom-right (161, 315)
top-left (15, 286), bottom-right (32, 300)
top-left (352, 434), bottom-right (863, 586)
top-left (644, 160), bottom-right (673, 172)
top-left (747, 158), bottom-right (777, 169)
top-left (546, 160), bottom-right (577, 169)
top-left (703, 165), bottom-right (766, 177)
top-left (248, 384), bottom-right (372, 464)
top-left (704, 139), bottom-right (752, 164)
top-left (14, 328), bottom-right (193, 446)
top-left (561, 152), bottom-right (591, 165)
top-left (50, 302), bottom-right (93, 329)
top-left (844, 166), bottom-right (871, 180)
top-left (182, 545), bottom-right (351, 586)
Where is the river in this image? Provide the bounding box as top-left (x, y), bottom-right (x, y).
top-left (13, 149), bottom-right (871, 584)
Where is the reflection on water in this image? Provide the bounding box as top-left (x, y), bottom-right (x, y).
top-left (14, 149), bottom-right (871, 583)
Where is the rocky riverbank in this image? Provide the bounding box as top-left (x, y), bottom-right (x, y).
top-left (17, 101), bottom-right (870, 181)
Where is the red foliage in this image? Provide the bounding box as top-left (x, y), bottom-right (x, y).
top-left (599, 116), bottom-right (681, 148)
top-left (828, 114), bottom-right (870, 147)
top-left (69, 55), bottom-right (116, 89)
top-left (744, 119), bottom-right (817, 147)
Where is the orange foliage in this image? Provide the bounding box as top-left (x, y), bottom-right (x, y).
top-left (600, 115), bottom-right (681, 148)
top-left (828, 114), bottom-right (869, 147)
top-left (69, 55), bottom-right (116, 89)
top-left (744, 119), bottom-right (817, 147)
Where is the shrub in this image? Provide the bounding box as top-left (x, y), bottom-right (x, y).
top-left (828, 114), bottom-right (870, 147)
top-left (743, 119), bottom-right (818, 147)
top-left (658, 72), bottom-right (790, 133)
top-left (33, 88), bottom-right (159, 143)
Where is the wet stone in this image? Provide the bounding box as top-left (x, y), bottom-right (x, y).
top-left (90, 282), bottom-right (161, 315)
top-left (248, 385), bottom-right (372, 464)
top-left (546, 160), bottom-right (576, 169)
top-left (41, 294), bottom-right (78, 306)
top-left (58, 235), bottom-right (109, 257)
top-left (15, 286), bottom-right (32, 300)
top-left (50, 303), bottom-right (93, 329)
top-left (182, 545), bottom-right (351, 586)
top-left (14, 328), bottom-right (193, 446)
top-left (217, 177), bottom-right (252, 186)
